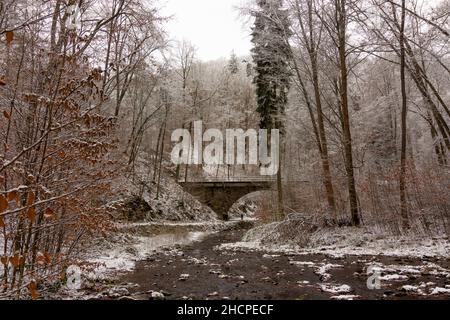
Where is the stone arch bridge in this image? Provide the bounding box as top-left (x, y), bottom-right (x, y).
top-left (180, 177), bottom-right (276, 220)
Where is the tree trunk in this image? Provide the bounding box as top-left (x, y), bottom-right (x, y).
top-left (156, 106), bottom-right (169, 199)
top-left (337, 0), bottom-right (360, 226)
top-left (399, 0), bottom-right (409, 229)
top-left (310, 50), bottom-right (337, 219)
top-left (153, 124), bottom-right (164, 182)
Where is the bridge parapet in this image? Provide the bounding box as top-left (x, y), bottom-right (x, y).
top-left (179, 176), bottom-right (276, 184)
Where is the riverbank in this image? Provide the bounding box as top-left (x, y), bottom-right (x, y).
top-left (54, 220), bottom-right (450, 300)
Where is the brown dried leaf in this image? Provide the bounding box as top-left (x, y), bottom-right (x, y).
top-left (5, 31), bottom-right (14, 44)
top-left (0, 195), bottom-right (8, 212)
top-left (26, 191), bottom-right (35, 205)
top-left (28, 282), bottom-right (39, 300)
top-left (44, 208), bottom-right (55, 220)
top-left (7, 190), bottom-right (19, 204)
top-left (0, 217), bottom-right (5, 228)
top-left (27, 207), bottom-right (36, 221)
top-left (44, 252), bottom-right (52, 264)
top-left (10, 254), bottom-right (21, 267)
top-left (36, 253), bottom-right (46, 265)
top-left (3, 110), bottom-right (10, 119)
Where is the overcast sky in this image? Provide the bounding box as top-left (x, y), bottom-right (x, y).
top-left (161, 0), bottom-right (444, 62)
top-left (161, 0), bottom-right (252, 61)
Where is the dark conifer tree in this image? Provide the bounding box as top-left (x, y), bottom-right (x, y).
top-left (251, 0), bottom-right (291, 218)
top-left (251, 0), bottom-right (291, 132)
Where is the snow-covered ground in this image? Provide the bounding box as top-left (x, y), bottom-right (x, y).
top-left (217, 224), bottom-right (450, 259)
top-left (107, 157), bottom-right (219, 222)
top-left (85, 232), bottom-right (210, 278)
top-left (286, 253), bottom-right (450, 299)
top-left (211, 221), bottom-right (450, 299)
top-left (80, 219), bottom-right (246, 280)
top-left (80, 222), bottom-right (222, 280)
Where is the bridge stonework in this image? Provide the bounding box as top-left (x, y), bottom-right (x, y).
top-left (180, 179), bottom-right (274, 220)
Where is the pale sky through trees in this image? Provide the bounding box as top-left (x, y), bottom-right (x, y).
top-left (162, 0), bottom-right (443, 61)
top-left (162, 0), bottom-right (252, 61)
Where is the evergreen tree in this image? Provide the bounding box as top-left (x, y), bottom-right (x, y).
top-left (228, 51), bottom-right (240, 75)
top-left (251, 0), bottom-right (291, 219)
top-left (251, 0), bottom-right (291, 131)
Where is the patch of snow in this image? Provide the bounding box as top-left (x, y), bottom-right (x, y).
top-left (319, 284), bottom-right (352, 294)
top-left (430, 287), bottom-right (450, 295)
top-left (366, 262), bottom-right (450, 283)
top-left (401, 285), bottom-right (421, 293)
top-left (185, 257), bottom-right (208, 265)
top-left (216, 241), bottom-right (302, 255)
top-left (419, 282), bottom-right (435, 288)
top-left (84, 231), bottom-right (210, 278)
top-left (208, 291), bottom-right (219, 297)
top-left (263, 254), bottom-right (280, 259)
top-left (288, 260), bottom-right (343, 281)
top-left (379, 274), bottom-right (409, 281)
top-left (124, 221), bottom-right (223, 229)
top-left (179, 274), bottom-right (190, 281)
top-left (315, 264), bottom-right (343, 281)
top-left (307, 227), bottom-right (450, 258)
top-left (209, 269), bottom-right (222, 274)
top-left (150, 291), bottom-right (165, 300)
top-left (289, 261), bottom-right (315, 267)
top-left (226, 259), bottom-right (239, 265)
top-left (222, 223), bottom-right (450, 259)
top-left (330, 295), bottom-right (360, 300)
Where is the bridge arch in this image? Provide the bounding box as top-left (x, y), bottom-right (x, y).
top-left (228, 190), bottom-right (272, 218)
top-left (180, 178), bottom-right (275, 220)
